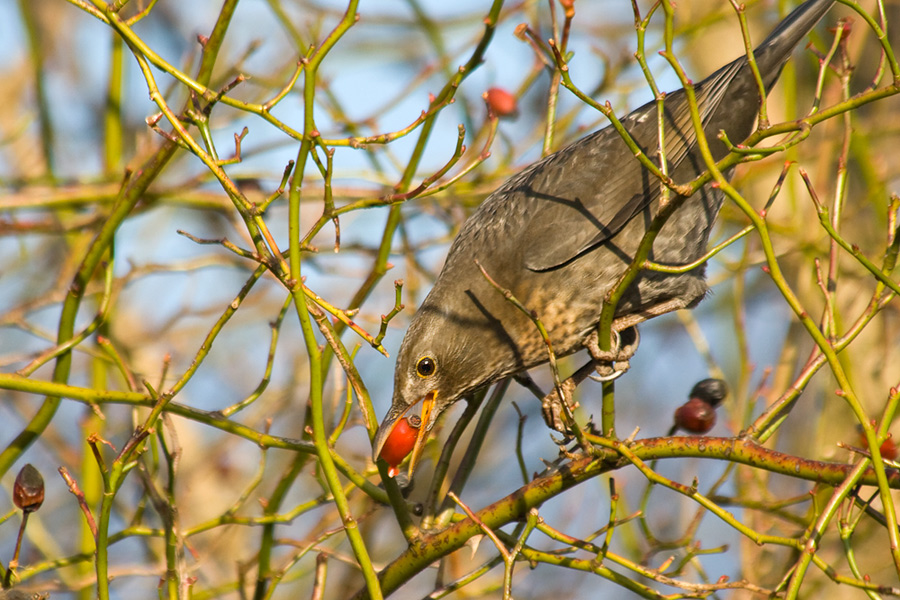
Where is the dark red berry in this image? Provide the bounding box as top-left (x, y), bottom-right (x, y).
top-left (14, 464), bottom-right (44, 513)
top-left (674, 398), bottom-right (717, 434)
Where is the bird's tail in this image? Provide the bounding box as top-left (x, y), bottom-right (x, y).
top-left (753, 0), bottom-right (836, 86)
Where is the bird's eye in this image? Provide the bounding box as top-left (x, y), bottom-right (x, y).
top-left (416, 356), bottom-right (436, 378)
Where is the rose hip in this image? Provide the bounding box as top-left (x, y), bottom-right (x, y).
top-left (485, 87), bottom-right (518, 118)
top-left (380, 416), bottom-right (421, 477)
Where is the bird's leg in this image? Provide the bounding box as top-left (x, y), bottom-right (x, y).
top-left (513, 372), bottom-right (578, 434)
top-left (537, 298), bottom-right (687, 432)
top-left (582, 296), bottom-right (694, 380)
top-left (540, 299), bottom-right (691, 429)
top-left (584, 326), bottom-right (640, 382)
top-left (612, 297), bottom-right (695, 331)
top-left (513, 372), bottom-right (546, 400)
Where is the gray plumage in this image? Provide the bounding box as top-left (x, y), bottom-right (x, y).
top-left (374, 0), bottom-right (835, 465)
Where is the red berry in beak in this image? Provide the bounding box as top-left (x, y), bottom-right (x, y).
top-left (380, 416), bottom-right (421, 477)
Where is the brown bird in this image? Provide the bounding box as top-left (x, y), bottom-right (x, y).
top-left (374, 0), bottom-right (835, 476)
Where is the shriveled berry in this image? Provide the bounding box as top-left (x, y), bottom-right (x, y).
top-left (484, 88), bottom-right (518, 118)
top-left (14, 464), bottom-right (44, 513)
top-left (689, 378), bottom-right (728, 407)
top-left (380, 416), bottom-right (420, 477)
top-left (674, 398), bottom-right (717, 434)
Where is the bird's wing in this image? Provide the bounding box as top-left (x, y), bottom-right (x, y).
top-left (518, 59), bottom-right (745, 272)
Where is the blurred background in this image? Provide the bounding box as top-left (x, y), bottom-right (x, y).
top-left (1, 0), bottom-right (899, 598)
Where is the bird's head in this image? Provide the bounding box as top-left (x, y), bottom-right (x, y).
top-left (372, 301), bottom-right (485, 477)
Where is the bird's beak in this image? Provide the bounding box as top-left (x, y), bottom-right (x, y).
top-left (372, 391), bottom-right (437, 478)
top-left (372, 417), bottom-right (394, 464)
top-left (406, 391), bottom-right (435, 477)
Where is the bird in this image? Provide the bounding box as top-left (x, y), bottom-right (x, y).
top-left (373, 0), bottom-right (835, 477)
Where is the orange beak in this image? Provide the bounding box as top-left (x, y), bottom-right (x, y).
top-left (372, 391), bottom-right (437, 478)
top-left (405, 391), bottom-right (435, 477)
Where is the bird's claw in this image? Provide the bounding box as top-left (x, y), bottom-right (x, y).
top-left (588, 367), bottom-right (627, 383)
top-left (584, 326), bottom-right (639, 380)
top-left (540, 379), bottom-right (579, 434)
top-left (535, 327), bottom-right (640, 433)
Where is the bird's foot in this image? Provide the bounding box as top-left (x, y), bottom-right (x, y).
top-left (584, 326), bottom-right (640, 382)
top-left (540, 378), bottom-right (579, 434)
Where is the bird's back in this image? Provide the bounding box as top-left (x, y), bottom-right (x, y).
top-left (409, 0), bottom-right (834, 389)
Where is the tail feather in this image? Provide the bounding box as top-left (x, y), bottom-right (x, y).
top-left (754, 0), bottom-right (836, 85)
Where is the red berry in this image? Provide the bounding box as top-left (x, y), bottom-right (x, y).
top-left (485, 88), bottom-right (518, 118)
top-left (857, 426), bottom-right (898, 461)
top-left (380, 416), bottom-right (420, 477)
top-left (674, 398), bottom-right (717, 434)
top-left (881, 439), bottom-right (898, 461)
